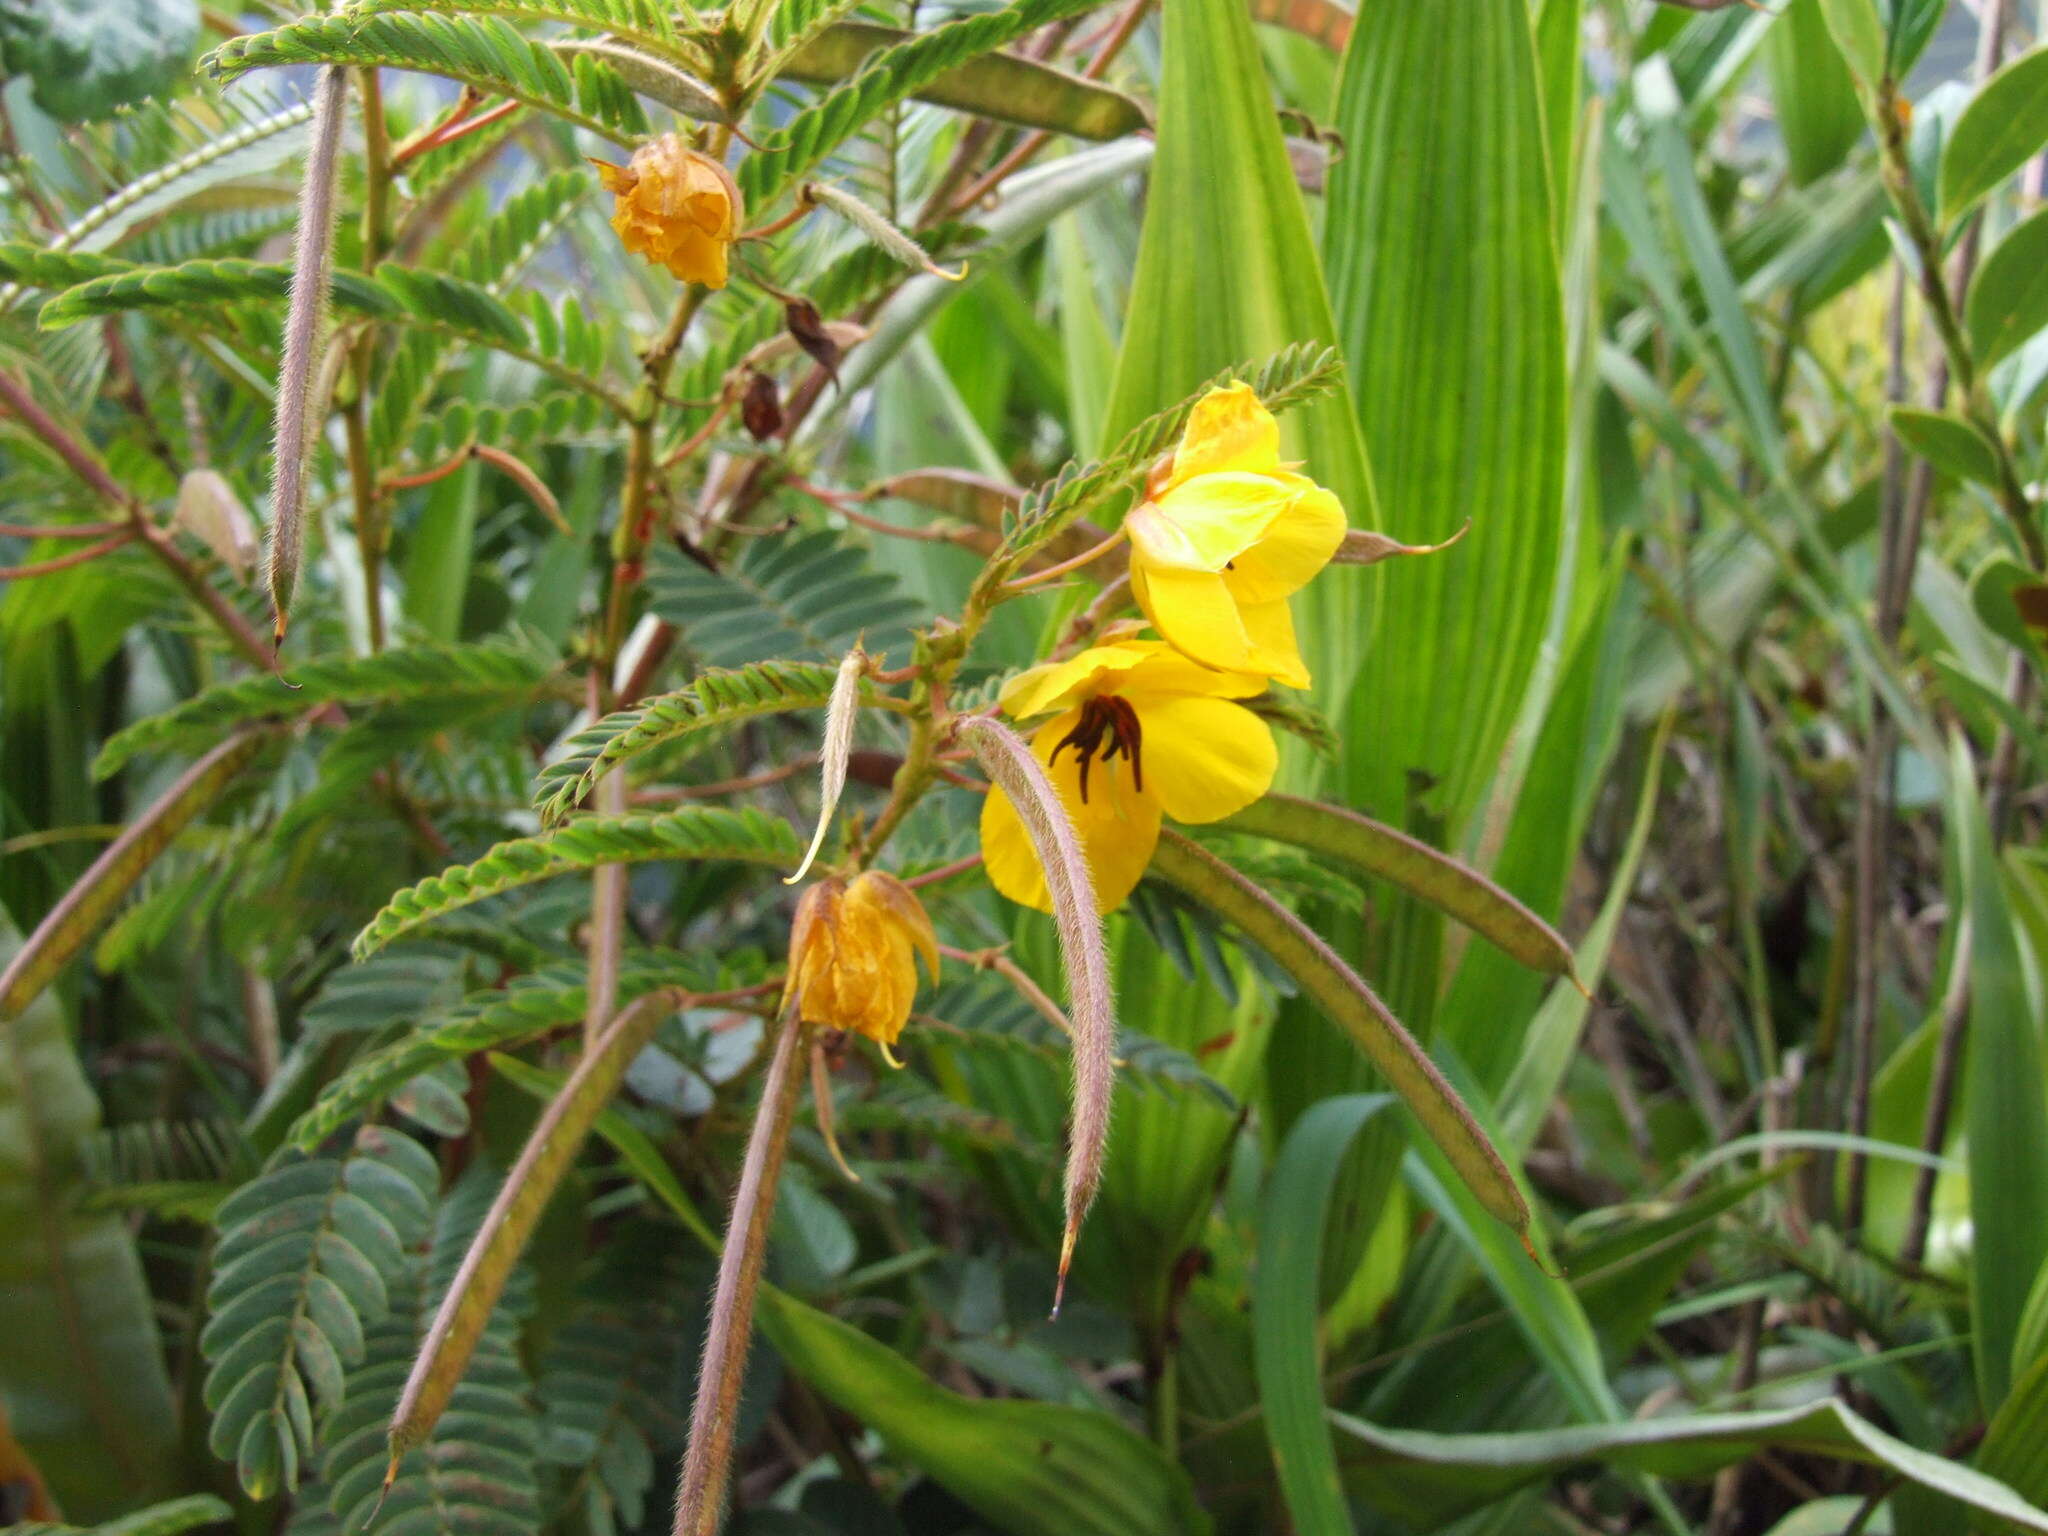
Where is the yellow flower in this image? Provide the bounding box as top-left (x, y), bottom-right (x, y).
top-left (980, 639), bottom-right (1278, 914)
top-left (1124, 382), bottom-right (1346, 688)
top-left (593, 135), bottom-right (741, 288)
top-left (785, 871), bottom-right (939, 1063)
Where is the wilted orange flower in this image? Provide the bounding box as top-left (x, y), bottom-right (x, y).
top-left (593, 134), bottom-right (741, 288)
top-left (785, 872), bottom-right (939, 1064)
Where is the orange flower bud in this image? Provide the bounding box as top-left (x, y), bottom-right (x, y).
top-left (785, 872), bottom-right (940, 1062)
top-left (593, 134), bottom-right (742, 288)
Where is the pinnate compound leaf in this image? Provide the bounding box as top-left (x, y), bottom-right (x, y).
top-left (95, 636), bottom-right (556, 779)
top-left (206, 13), bottom-right (648, 145)
top-left (736, 0), bottom-right (1108, 209)
top-left (353, 808), bottom-right (801, 957)
top-left (200, 1126), bottom-right (437, 1499)
top-left (777, 19), bottom-right (1148, 140)
top-left (644, 534), bottom-right (921, 668)
top-left (532, 659), bottom-right (847, 824)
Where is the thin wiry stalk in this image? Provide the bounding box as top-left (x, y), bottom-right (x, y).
top-left (674, 1008), bottom-right (807, 1536)
top-left (266, 65), bottom-right (349, 644)
top-left (958, 715), bottom-right (1114, 1315)
top-left (1853, 0), bottom-right (2012, 1241)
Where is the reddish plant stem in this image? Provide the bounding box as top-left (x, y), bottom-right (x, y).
top-left (0, 519), bottom-right (128, 540)
top-left (0, 368), bottom-right (277, 672)
top-left (0, 530), bottom-right (134, 579)
top-left (945, 0), bottom-right (1153, 216)
top-left (673, 1009), bottom-right (807, 1536)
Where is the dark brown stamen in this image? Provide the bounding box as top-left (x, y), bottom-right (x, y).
top-left (1050, 695), bottom-right (1145, 804)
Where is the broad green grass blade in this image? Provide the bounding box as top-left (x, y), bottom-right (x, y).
top-left (1101, 0), bottom-right (1377, 724)
top-left (0, 949), bottom-right (177, 1513)
top-left (1324, 0), bottom-right (1566, 834)
top-left (1951, 732), bottom-right (2048, 1410)
top-left (1253, 1093), bottom-right (1393, 1533)
top-left (1762, 0), bottom-right (1865, 186)
top-left (757, 1287), bottom-right (1212, 1535)
top-left (1331, 1397), bottom-right (2048, 1530)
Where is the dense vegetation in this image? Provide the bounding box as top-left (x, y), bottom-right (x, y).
top-left (3, 0), bottom-right (2048, 1531)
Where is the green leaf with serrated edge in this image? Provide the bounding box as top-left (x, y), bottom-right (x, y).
top-left (1219, 794), bottom-right (1579, 982)
top-left (94, 636), bottom-right (554, 779)
top-left (1331, 1397), bottom-right (2048, 1531)
top-left (531, 659), bottom-right (848, 824)
top-left (1254, 1094), bottom-right (1395, 1535)
top-left (778, 20), bottom-right (1147, 140)
top-left (736, 0), bottom-right (1106, 209)
top-left (1938, 45), bottom-right (2048, 227)
top-left (1147, 830), bottom-right (1529, 1240)
top-left (1951, 732), bottom-right (2048, 1410)
top-left (756, 1289), bottom-right (1211, 1536)
top-left (205, 13), bottom-right (648, 144)
top-left (353, 807), bottom-right (800, 957)
top-left (1, 733), bottom-right (268, 1019)
top-left (1888, 403), bottom-right (2002, 486)
top-left (1965, 205), bottom-right (2048, 374)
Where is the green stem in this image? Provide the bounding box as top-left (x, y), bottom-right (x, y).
top-left (1873, 76), bottom-right (2043, 570)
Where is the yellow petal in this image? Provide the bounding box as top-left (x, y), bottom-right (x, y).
top-left (1223, 483), bottom-right (1346, 602)
top-left (1236, 597), bottom-right (1312, 689)
top-left (980, 713), bottom-right (1161, 914)
top-left (1118, 646), bottom-right (1269, 702)
top-left (1136, 695), bottom-right (1277, 823)
top-left (852, 870), bottom-right (940, 983)
top-left (1130, 561), bottom-right (1258, 677)
top-left (1127, 472), bottom-right (1295, 573)
top-left (1167, 382), bottom-right (1281, 489)
top-left (999, 640), bottom-right (1166, 719)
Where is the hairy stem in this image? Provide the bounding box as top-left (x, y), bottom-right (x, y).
top-left (673, 1009), bottom-right (806, 1536)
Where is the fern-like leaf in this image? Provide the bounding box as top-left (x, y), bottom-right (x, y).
top-left (353, 807), bottom-right (801, 957)
top-left (207, 14), bottom-right (649, 145)
top-left (644, 533), bottom-right (921, 668)
top-left (314, 1176), bottom-right (544, 1536)
top-left (37, 257), bottom-right (397, 331)
top-left (291, 953), bottom-right (725, 1149)
top-left (737, 0), bottom-right (1104, 208)
top-left (531, 658), bottom-right (848, 824)
top-left (344, 0), bottom-right (687, 63)
top-left (536, 1307), bottom-right (678, 1530)
top-left (201, 1126), bottom-right (438, 1499)
top-left (95, 635), bottom-right (558, 778)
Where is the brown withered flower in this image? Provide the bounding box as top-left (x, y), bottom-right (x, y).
top-left (785, 872), bottom-right (939, 1065)
top-left (592, 134), bottom-right (741, 288)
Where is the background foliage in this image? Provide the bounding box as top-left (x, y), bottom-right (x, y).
top-left (4, 0), bottom-right (2048, 1529)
